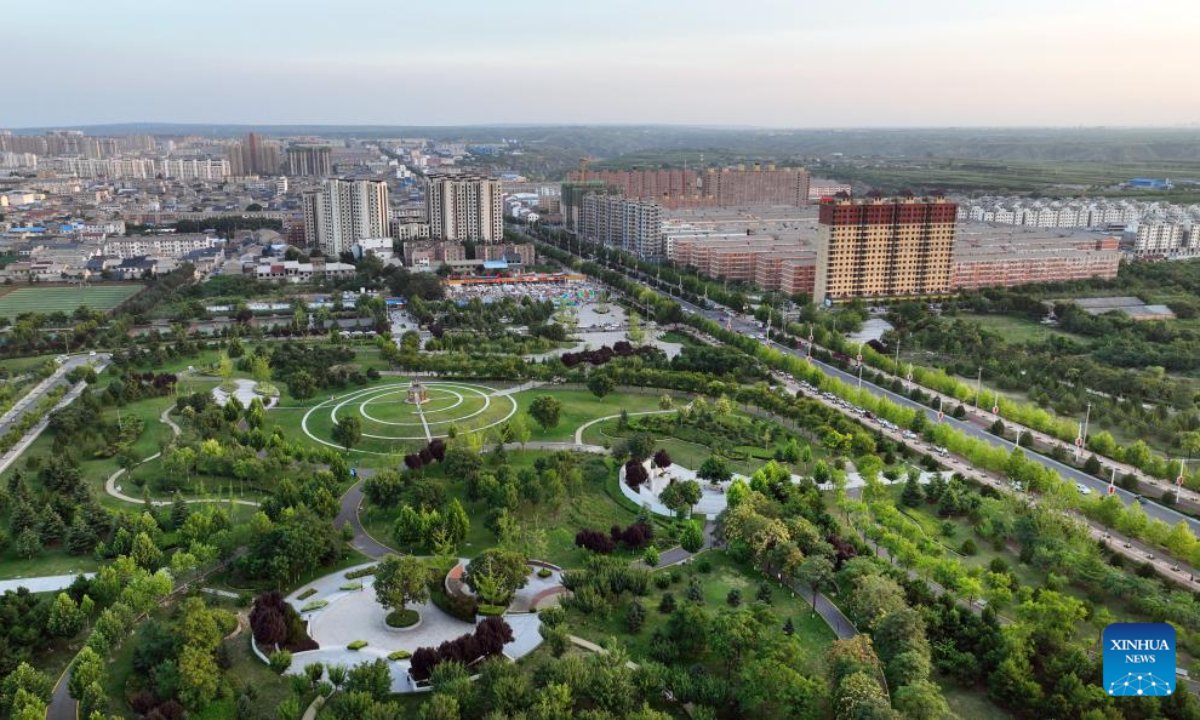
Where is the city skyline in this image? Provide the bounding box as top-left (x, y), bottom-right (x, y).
top-left (5, 0), bottom-right (1198, 128)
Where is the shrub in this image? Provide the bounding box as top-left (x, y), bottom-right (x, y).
top-left (386, 609), bottom-right (420, 628)
top-left (643, 547), bottom-right (660, 567)
top-left (696, 557), bottom-right (712, 574)
top-left (477, 604), bottom-right (507, 616)
top-left (300, 600), bottom-right (328, 612)
top-left (960, 539), bottom-right (978, 556)
top-left (654, 573), bottom-right (671, 589)
top-left (388, 650), bottom-right (412, 661)
top-left (339, 582), bottom-right (363, 591)
top-left (347, 640), bottom-right (368, 650)
top-left (659, 592), bottom-right (676, 613)
top-left (345, 566), bottom-right (378, 580)
top-left (268, 650), bottom-right (292, 674)
top-left (539, 606), bottom-right (566, 627)
top-left (296, 588), bottom-right (317, 601)
top-left (537, 567), bottom-right (553, 579)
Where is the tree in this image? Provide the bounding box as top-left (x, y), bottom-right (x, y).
top-left (528, 396), bottom-right (563, 432)
top-left (332, 416), bottom-right (362, 452)
top-left (893, 680), bottom-right (949, 720)
top-left (660, 479), bottom-right (702, 516)
top-left (374, 555), bottom-right (431, 617)
top-left (363, 469), bottom-right (405, 507)
top-left (463, 548), bottom-right (529, 606)
top-left (652, 449), bottom-right (672, 471)
top-left (680, 521), bottom-right (705, 552)
top-left (509, 414), bottom-right (531, 450)
top-left (69, 647), bottom-right (105, 712)
top-left (900, 474), bottom-right (924, 507)
top-left (587, 373), bottom-right (615, 399)
top-left (444, 498), bottom-right (470, 547)
top-left (796, 556), bottom-right (835, 611)
top-left (177, 644), bottom-right (219, 710)
top-left (626, 600), bottom-right (647, 632)
top-left (697, 456), bottom-right (732, 484)
top-left (48, 593), bottom-right (83, 638)
top-left (628, 433), bottom-right (656, 463)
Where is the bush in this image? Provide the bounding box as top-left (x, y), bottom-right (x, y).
top-left (659, 592), bottom-right (676, 613)
top-left (654, 573), bottom-right (671, 589)
top-left (696, 557), bottom-right (712, 574)
top-left (960, 539), bottom-right (978, 556)
top-left (339, 582), bottom-right (363, 591)
top-left (385, 609), bottom-right (420, 628)
top-left (347, 640), bottom-right (368, 650)
top-left (296, 588), bottom-right (317, 601)
top-left (539, 606), bottom-right (567, 627)
top-left (478, 604), bottom-right (507, 616)
top-left (345, 565), bottom-right (378, 580)
top-left (268, 650), bottom-right (292, 674)
top-left (643, 547), bottom-right (660, 567)
top-left (388, 650), bottom-right (412, 661)
top-left (537, 567), bottom-right (553, 579)
top-left (300, 600), bottom-right (328, 612)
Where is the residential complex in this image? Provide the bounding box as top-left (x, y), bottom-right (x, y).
top-left (950, 227), bottom-right (1121, 290)
top-left (566, 165), bottom-right (810, 210)
top-left (579, 196), bottom-right (665, 259)
top-left (302, 178), bottom-right (390, 257)
top-left (286, 145), bottom-right (333, 177)
top-left (425, 173), bottom-right (503, 243)
top-left (814, 194), bottom-right (957, 303)
top-left (228, 132), bottom-right (281, 176)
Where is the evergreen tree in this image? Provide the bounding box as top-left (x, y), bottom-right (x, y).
top-left (784, 617), bottom-right (795, 636)
top-left (171, 492), bottom-right (191, 529)
top-left (65, 515), bottom-right (97, 555)
top-left (901, 474), bottom-right (924, 507)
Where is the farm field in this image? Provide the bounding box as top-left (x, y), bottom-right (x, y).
top-left (0, 284), bottom-right (143, 319)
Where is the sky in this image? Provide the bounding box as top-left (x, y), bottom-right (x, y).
top-left (4, 0), bottom-right (1198, 128)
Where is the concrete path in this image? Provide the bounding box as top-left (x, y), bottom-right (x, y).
top-left (337, 476), bottom-right (396, 560)
top-left (103, 405), bottom-right (260, 508)
top-left (574, 409), bottom-right (675, 445)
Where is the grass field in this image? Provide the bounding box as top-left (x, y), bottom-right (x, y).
top-left (514, 388), bottom-right (668, 442)
top-left (954, 312), bottom-right (1093, 345)
top-left (0, 284), bottom-right (144, 319)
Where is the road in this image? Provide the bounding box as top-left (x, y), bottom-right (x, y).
top-left (0, 353), bottom-right (108, 435)
top-left (670, 296), bottom-right (1200, 535)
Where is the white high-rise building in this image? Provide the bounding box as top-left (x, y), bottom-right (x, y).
top-left (303, 179), bottom-right (390, 257)
top-left (579, 195), bottom-right (664, 259)
top-left (425, 173), bottom-right (503, 243)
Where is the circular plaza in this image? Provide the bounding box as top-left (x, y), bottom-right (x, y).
top-left (301, 381), bottom-right (518, 453)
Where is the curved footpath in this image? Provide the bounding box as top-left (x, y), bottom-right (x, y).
top-left (104, 406), bottom-right (261, 508)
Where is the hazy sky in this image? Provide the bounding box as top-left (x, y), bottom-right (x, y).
top-left (5, 0), bottom-right (1198, 128)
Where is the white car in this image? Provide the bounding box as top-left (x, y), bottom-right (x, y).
top-left (1076, 483), bottom-right (1092, 495)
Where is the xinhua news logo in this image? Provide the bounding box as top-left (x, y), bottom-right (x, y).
top-left (1103, 623), bottom-right (1176, 696)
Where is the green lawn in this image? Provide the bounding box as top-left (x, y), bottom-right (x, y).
top-left (0, 284), bottom-right (144, 319)
top-left (954, 313), bottom-right (1093, 346)
top-left (515, 389), bottom-right (672, 443)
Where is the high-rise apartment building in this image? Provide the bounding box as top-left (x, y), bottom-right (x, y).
top-left (228, 132), bottom-right (281, 176)
top-left (814, 194), bottom-right (957, 303)
top-left (425, 173), bottom-right (503, 243)
top-left (566, 165), bottom-right (810, 209)
top-left (580, 196), bottom-right (664, 259)
top-left (286, 145), bottom-right (333, 177)
top-left (302, 179), bottom-right (390, 257)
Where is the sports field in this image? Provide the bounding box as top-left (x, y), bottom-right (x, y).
top-left (0, 284), bottom-right (144, 319)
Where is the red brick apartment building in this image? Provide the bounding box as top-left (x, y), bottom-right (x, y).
top-left (567, 165), bottom-right (810, 210)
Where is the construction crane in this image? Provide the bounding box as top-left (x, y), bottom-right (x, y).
top-left (578, 157), bottom-right (589, 182)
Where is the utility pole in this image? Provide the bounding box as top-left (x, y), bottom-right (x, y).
top-left (1082, 402), bottom-right (1092, 448)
